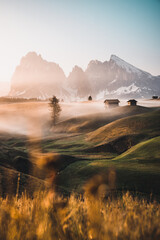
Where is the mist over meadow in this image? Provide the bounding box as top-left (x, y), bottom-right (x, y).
top-left (0, 0), bottom-right (160, 239)
top-left (0, 99), bottom-right (159, 137)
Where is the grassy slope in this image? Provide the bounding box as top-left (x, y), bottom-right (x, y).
top-left (0, 165), bottom-right (46, 197)
top-left (0, 107), bottom-right (160, 197)
top-left (55, 105), bottom-right (153, 133)
top-left (57, 136), bottom-right (160, 195)
top-left (0, 134), bottom-right (47, 196)
top-left (114, 136), bottom-right (160, 162)
top-left (87, 109), bottom-right (160, 144)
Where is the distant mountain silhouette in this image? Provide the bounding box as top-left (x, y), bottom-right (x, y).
top-left (9, 52), bottom-right (160, 100)
top-left (68, 65), bottom-right (91, 98)
top-left (9, 52), bottom-right (70, 100)
top-left (85, 55), bottom-right (160, 99)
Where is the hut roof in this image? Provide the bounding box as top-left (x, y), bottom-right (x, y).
top-left (104, 99), bottom-right (120, 104)
top-left (127, 99), bottom-right (137, 103)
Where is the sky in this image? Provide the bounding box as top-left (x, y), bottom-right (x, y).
top-left (0, 0), bottom-right (160, 82)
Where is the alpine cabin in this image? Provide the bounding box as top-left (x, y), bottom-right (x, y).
top-left (127, 99), bottom-right (137, 106)
top-left (104, 99), bottom-right (120, 108)
top-left (152, 96), bottom-right (158, 99)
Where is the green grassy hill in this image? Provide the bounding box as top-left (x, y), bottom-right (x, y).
top-left (55, 105), bottom-right (153, 133)
top-left (0, 165), bottom-right (46, 197)
top-left (87, 109), bottom-right (160, 144)
top-left (114, 136), bottom-right (160, 163)
top-left (0, 106), bottom-right (160, 197)
top-left (56, 136), bottom-right (160, 195)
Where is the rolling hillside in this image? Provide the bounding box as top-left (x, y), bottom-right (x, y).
top-left (55, 105), bottom-right (154, 133)
top-left (56, 136), bottom-right (160, 195)
top-left (87, 109), bottom-right (160, 144)
top-left (0, 104), bottom-right (160, 197)
top-left (0, 165), bottom-right (46, 197)
top-left (114, 136), bottom-right (160, 163)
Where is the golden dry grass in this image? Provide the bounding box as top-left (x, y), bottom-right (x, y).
top-left (0, 190), bottom-right (160, 240)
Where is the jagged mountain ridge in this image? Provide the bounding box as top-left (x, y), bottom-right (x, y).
top-left (86, 55), bottom-right (160, 98)
top-left (9, 52), bottom-right (160, 99)
top-left (68, 65), bottom-right (91, 98)
top-left (9, 52), bottom-right (72, 100)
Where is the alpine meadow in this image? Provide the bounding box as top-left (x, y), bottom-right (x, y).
top-left (0, 0), bottom-right (160, 239)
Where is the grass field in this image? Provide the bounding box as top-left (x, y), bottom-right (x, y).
top-left (55, 105), bottom-right (153, 133)
top-left (0, 101), bottom-right (160, 239)
top-left (114, 136), bottom-right (160, 162)
top-left (0, 103), bottom-right (160, 196)
top-left (0, 191), bottom-right (160, 240)
top-left (87, 109), bottom-right (160, 143)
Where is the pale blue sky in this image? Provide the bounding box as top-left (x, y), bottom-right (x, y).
top-left (0, 0), bottom-right (160, 82)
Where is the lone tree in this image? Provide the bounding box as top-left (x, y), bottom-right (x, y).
top-left (88, 95), bottom-right (92, 101)
top-left (49, 96), bottom-right (61, 126)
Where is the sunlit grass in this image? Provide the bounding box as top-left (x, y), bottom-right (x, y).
top-left (0, 191), bottom-right (160, 240)
top-left (114, 136), bottom-right (160, 162)
top-left (87, 110), bottom-right (160, 143)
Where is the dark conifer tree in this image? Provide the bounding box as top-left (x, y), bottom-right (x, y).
top-left (49, 96), bottom-right (61, 126)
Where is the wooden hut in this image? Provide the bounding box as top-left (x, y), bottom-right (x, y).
top-left (127, 99), bottom-right (137, 106)
top-left (152, 96), bottom-right (158, 99)
top-left (104, 99), bottom-right (120, 108)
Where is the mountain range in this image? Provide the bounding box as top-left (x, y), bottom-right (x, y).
top-left (8, 52), bottom-right (160, 100)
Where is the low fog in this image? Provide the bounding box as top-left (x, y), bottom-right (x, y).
top-left (0, 99), bottom-right (160, 137)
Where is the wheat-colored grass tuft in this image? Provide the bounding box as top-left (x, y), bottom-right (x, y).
top-left (0, 189), bottom-right (160, 240)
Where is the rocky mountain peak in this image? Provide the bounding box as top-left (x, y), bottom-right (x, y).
top-left (72, 65), bottom-right (84, 73)
top-left (9, 52), bottom-right (67, 99)
top-left (109, 55), bottom-right (142, 75)
top-left (8, 52), bottom-right (160, 100)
